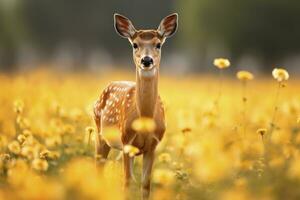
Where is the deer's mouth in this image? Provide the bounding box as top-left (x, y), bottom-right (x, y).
top-left (138, 66), bottom-right (157, 77)
top-left (140, 64), bottom-right (155, 71)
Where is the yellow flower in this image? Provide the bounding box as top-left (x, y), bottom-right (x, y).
top-left (256, 128), bottom-right (267, 137)
top-left (0, 153), bottom-right (10, 162)
top-left (123, 145), bottom-right (139, 157)
top-left (22, 129), bottom-right (32, 137)
top-left (21, 146), bottom-right (36, 160)
top-left (40, 150), bottom-right (60, 159)
top-left (131, 117), bottom-right (156, 133)
top-left (40, 150), bottom-right (51, 159)
top-left (13, 99), bottom-right (24, 114)
top-left (297, 117), bottom-right (300, 124)
top-left (17, 134), bottom-right (27, 144)
top-left (85, 126), bottom-right (95, 135)
top-left (32, 158), bottom-right (49, 171)
top-left (153, 168), bottom-right (175, 186)
top-left (85, 126), bottom-right (95, 145)
top-left (236, 71), bottom-right (254, 81)
top-left (8, 141), bottom-right (21, 155)
top-left (158, 153), bottom-right (171, 163)
top-left (272, 68), bottom-right (289, 82)
top-left (213, 58), bottom-right (230, 69)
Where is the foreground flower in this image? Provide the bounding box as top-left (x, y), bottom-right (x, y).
top-left (214, 58), bottom-right (230, 69)
top-left (153, 168), bottom-right (175, 186)
top-left (17, 134), bottom-right (27, 145)
top-left (131, 117), bottom-right (156, 133)
top-left (123, 145), bottom-right (139, 157)
top-left (85, 126), bottom-right (95, 135)
top-left (8, 141), bottom-right (21, 155)
top-left (85, 126), bottom-right (95, 145)
top-left (158, 153), bottom-right (172, 163)
top-left (32, 158), bottom-right (49, 171)
top-left (257, 128), bottom-right (267, 138)
top-left (272, 68), bottom-right (289, 82)
top-left (13, 99), bottom-right (24, 114)
top-left (40, 150), bottom-right (60, 159)
top-left (21, 146), bottom-right (36, 160)
top-left (236, 71), bottom-right (254, 81)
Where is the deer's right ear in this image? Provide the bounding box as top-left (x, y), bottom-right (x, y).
top-left (114, 14), bottom-right (136, 39)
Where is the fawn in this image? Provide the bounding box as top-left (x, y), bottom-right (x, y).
top-left (93, 13), bottom-right (178, 199)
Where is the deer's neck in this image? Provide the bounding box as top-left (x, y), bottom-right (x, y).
top-left (136, 68), bottom-right (158, 117)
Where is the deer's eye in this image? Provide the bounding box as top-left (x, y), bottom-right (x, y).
top-left (133, 43), bottom-right (138, 49)
top-left (156, 43), bottom-right (161, 49)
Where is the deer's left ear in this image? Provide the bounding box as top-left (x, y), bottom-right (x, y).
top-left (157, 13), bottom-right (178, 38)
top-left (114, 13), bottom-right (137, 39)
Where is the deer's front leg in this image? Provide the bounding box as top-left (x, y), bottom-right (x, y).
top-left (95, 133), bottom-right (110, 165)
top-left (123, 153), bottom-right (135, 188)
top-left (94, 116), bottom-right (110, 165)
top-left (142, 150), bottom-right (155, 200)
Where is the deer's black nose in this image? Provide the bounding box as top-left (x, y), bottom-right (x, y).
top-left (141, 56), bottom-right (153, 67)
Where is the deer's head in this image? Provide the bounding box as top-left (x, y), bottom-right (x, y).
top-left (114, 13), bottom-right (178, 73)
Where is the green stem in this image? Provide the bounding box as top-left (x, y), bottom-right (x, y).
top-left (215, 69), bottom-right (223, 113)
top-left (242, 81), bottom-right (247, 138)
top-left (270, 81), bottom-right (281, 134)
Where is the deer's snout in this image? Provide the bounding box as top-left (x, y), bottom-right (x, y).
top-left (141, 56), bottom-right (153, 68)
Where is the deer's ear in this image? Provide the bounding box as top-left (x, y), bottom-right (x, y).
top-left (114, 13), bottom-right (136, 39)
top-left (157, 13), bottom-right (178, 38)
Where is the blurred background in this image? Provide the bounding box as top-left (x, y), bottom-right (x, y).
top-left (0, 0), bottom-right (300, 75)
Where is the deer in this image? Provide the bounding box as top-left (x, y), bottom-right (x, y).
top-left (93, 13), bottom-right (178, 199)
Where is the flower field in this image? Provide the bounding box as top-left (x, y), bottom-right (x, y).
top-left (0, 66), bottom-right (300, 200)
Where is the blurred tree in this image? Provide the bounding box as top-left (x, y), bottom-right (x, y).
top-left (21, 0), bottom-right (175, 69)
top-left (178, 0), bottom-right (300, 72)
top-left (0, 0), bottom-right (27, 71)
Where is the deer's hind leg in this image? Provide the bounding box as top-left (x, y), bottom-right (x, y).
top-left (94, 114), bottom-right (111, 164)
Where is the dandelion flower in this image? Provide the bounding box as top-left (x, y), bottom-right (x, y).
top-left (22, 129), bottom-right (32, 137)
top-left (17, 134), bottom-right (27, 145)
top-left (214, 58), bottom-right (230, 69)
top-left (40, 150), bottom-right (51, 159)
top-left (85, 126), bottom-right (95, 145)
top-left (21, 146), bottom-right (35, 160)
top-left (272, 68), bottom-right (289, 82)
top-left (131, 117), bottom-right (156, 133)
top-left (85, 126), bottom-right (95, 135)
top-left (158, 153), bottom-right (171, 163)
top-left (153, 168), bottom-right (175, 186)
top-left (40, 150), bottom-right (60, 159)
top-left (8, 141), bottom-right (21, 155)
top-left (181, 127), bottom-right (192, 134)
top-left (236, 71), bottom-right (254, 81)
top-left (0, 153), bottom-right (10, 162)
top-left (257, 128), bottom-right (267, 137)
top-left (32, 158), bottom-right (49, 171)
top-left (13, 100), bottom-right (24, 114)
top-left (123, 145), bottom-right (139, 157)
